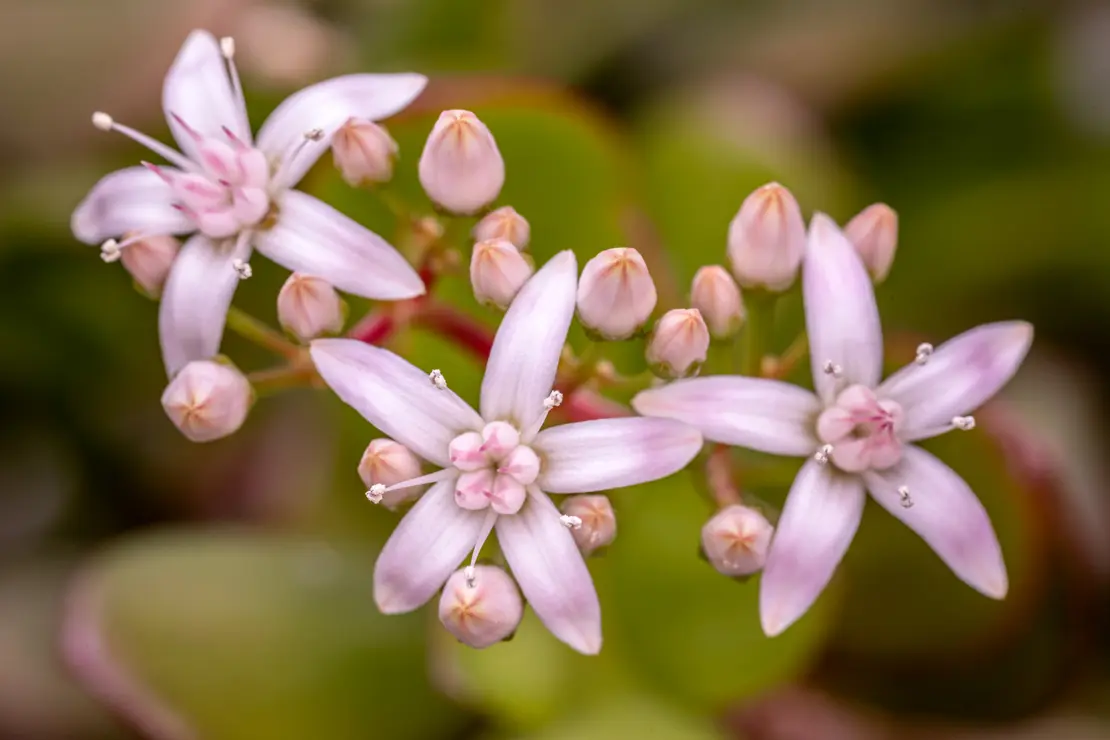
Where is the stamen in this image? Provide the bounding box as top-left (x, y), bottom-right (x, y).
top-left (219, 37), bottom-right (250, 141)
top-left (169, 112), bottom-right (203, 142)
top-left (814, 444), bottom-right (833, 465)
top-left (219, 36), bottom-right (236, 58)
top-left (429, 369), bottom-right (447, 390)
top-left (99, 239), bottom-right (121, 263)
top-left (544, 390), bottom-right (564, 409)
top-left (465, 510), bottom-right (499, 588)
top-left (914, 343), bottom-right (934, 365)
top-left (274, 128), bottom-right (328, 185)
top-left (897, 485), bottom-right (913, 508)
top-left (464, 565), bottom-right (476, 588)
top-left (522, 390), bottom-right (564, 441)
top-left (822, 360), bottom-right (843, 378)
top-left (232, 259), bottom-right (253, 279)
top-left (560, 514), bottom-right (583, 530)
top-left (952, 415), bottom-right (976, 431)
top-left (381, 468), bottom-right (455, 492)
top-left (366, 484), bottom-right (385, 504)
top-left (91, 112), bottom-right (194, 171)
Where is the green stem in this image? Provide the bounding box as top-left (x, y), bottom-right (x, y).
top-left (739, 293), bottom-right (776, 376)
top-left (248, 365), bottom-right (317, 396)
top-left (226, 307), bottom-right (300, 358)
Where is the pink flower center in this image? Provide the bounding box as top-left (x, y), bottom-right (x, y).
top-left (815, 384), bottom-right (904, 473)
top-left (448, 422), bottom-right (540, 515)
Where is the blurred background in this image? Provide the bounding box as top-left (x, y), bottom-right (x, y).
top-left (3, 0), bottom-right (1110, 738)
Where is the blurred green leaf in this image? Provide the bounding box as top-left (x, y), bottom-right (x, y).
top-left (511, 694), bottom-right (730, 740)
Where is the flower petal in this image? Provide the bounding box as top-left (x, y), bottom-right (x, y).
top-left (310, 338), bottom-right (484, 467)
top-left (879, 322), bottom-right (1034, 441)
top-left (804, 213), bottom-right (883, 403)
top-left (760, 459), bottom-right (865, 636)
top-left (373, 479), bottom-right (484, 613)
top-left (480, 251), bottom-right (577, 430)
top-left (71, 167), bottom-right (193, 245)
top-left (255, 191), bottom-right (425, 300)
top-left (256, 73), bottom-right (427, 189)
top-left (863, 445), bottom-right (1007, 599)
top-left (533, 418), bottom-right (703, 494)
top-left (158, 234), bottom-right (249, 377)
top-left (632, 376), bottom-right (820, 457)
top-left (497, 488), bottom-right (602, 654)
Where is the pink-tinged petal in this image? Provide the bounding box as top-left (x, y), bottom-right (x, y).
top-left (158, 234), bottom-right (249, 377)
top-left (374, 479), bottom-right (484, 613)
top-left (481, 251), bottom-right (577, 429)
top-left (310, 339), bottom-right (483, 467)
top-left (497, 488), bottom-right (602, 654)
top-left (804, 214), bottom-right (883, 403)
top-left (71, 167), bottom-right (193, 244)
top-left (256, 73), bottom-right (427, 189)
top-left (255, 191), bottom-right (425, 300)
top-left (533, 418), bottom-right (703, 494)
top-left (879, 322), bottom-right (1034, 441)
top-left (632, 376), bottom-right (820, 456)
top-left (760, 459), bottom-right (865, 636)
top-left (863, 445), bottom-right (1007, 599)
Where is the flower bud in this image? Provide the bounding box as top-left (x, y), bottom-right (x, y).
top-left (727, 182), bottom-right (806, 291)
top-left (844, 203), bottom-right (898, 283)
top-left (439, 565), bottom-right (523, 649)
top-left (331, 118), bottom-right (399, 186)
top-left (418, 110), bottom-right (504, 215)
top-left (560, 495), bottom-right (616, 555)
top-left (161, 360), bottom-right (252, 443)
top-left (576, 247), bottom-right (657, 340)
top-left (690, 265), bottom-right (744, 339)
top-left (277, 273), bottom-right (345, 341)
top-left (646, 308), bottom-right (710, 379)
top-left (472, 206), bottom-right (530, 250)
top-left (358, 439), bottom-right (424, 508)
top-left (701, 504), bottom-right (774, 577)
top-left (470, 239), bottom-right (534, 309)
top-left (120, 234), bottom-right (180, 295)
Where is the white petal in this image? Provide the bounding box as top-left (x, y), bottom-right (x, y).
top-left (256, 191), bottom-right (425, 300)
top-left (760, 459), bottom-right (865, 636)
top-left (373, 480), bottom-right (485, 613)
top-left (158, 234), bottom-right (249, 377)
top-left (256, 73), bottom-right (427, 189)
top-left (879, 322), bottom-right (1034, 441)
top-left (71, 167), bottom-right (193, 245)
top-left (632, 376), bottom-right (820, 457)
top-left (497, 488), bottom-right (602, 654)
top-left (863, 445), bottom-right (1007, 599)
top-left (534, 418), bottom-right (703, 494)
top-left (480, 251), bottom-right (577, 429)
top-left (804, 214), bottom-right (884, 403)
top-left (309, 339), bottom-right (483, 467)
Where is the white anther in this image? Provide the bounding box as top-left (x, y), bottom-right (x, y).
top-left (366, 484), bottom-right (386, 504)
top-left (822, 360), bottom-right (843, 378)
top-left (560, 514), bottom-right (583, 530)
top-left (897, 485), bottom-right (913, 508)
top-left (952, 415), bottom-right (976, 431)
top-left (544, 390), bottom-right (564, 409)
top-left (99, 239), bottom-right (121, 263)
top-left (232, 259), bottom-right (252, 279)
top-left (429, 369), bottom-right (447, 390)
top-left (814, 444), bottom-right (833, 465)
top-left (464, 565), bottom-right (477, 588)
top-left (915, 343), bottom-right (934, 365)
top-left (92, 112), bottom-right (114, 131)
top-left (219, 36), bottom-right (236, 58)
top-left (304, 128), bottom-right (325, 142)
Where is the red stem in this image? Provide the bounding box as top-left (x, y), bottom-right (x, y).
top-left (412, 302), bottom-right (495, 359)
top-left (349, 311), bottom-right (396, 344)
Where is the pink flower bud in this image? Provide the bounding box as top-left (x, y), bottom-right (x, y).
top-left (646, 308), bottom-right (710, 379)
top-left (418, 110), bottom-right (504, 215)
top-left (439, 565), bottom-right (523, 649)
top-left (472, 206), bottom-right (530, 250)
top-left (161, 360), bottom-right (252, 443)
top-left (277, 273), bottom-right (345, 341)
top-left (727, 182), bottom-right (806, 291)
top-left (331, 118), bottom-right (399, 186)
top-left (844, 203), bottom-right (898, 283)
top-left (576, 247), bottom-right (658, 340)
top-left (358, 439), bottom-right (424, 508)
top-left (690, 265), bottom-right (745, 339)
top-left (470, 239), bottom-right (534, 309)
top-left (560, 495), bottom-right (616, 555)
top-left (118, 234), bottom-right (180, 295)
top-left (701, 504), bottom-right (773, 577)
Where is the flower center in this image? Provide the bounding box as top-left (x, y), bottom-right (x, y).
top-left (448, 421), bottom-right (540, 515)
top-left (814, 384), bottom-right (904, 473)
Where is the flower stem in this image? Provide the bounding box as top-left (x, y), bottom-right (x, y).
top-left (413, 302), bottom-right (494, 359)
top-left (348, 310), bottom-right (396, 345)
top-left (248, 364), bottom-right (317, 396)
top-left (226, 307), bottom-right (300, 358)
top-left (767, 332), bottom-right (809, 379)
top-left (739, 293), bottom-right (776, 377)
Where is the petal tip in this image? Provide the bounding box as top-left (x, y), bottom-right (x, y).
top-left (759, 606), bottom-right (791, 638)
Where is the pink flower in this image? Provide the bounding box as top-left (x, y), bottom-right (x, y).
top-left (71, 30), bottom-right (427, 376)
top-left (310, 251), bottom-right (703, 654)
top-left (633, 214), bottom-right (1033, 637)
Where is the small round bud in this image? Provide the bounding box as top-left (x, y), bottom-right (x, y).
top-left (560, 495), bottom-right (616, 555)
top-left (844, 203), bottom-right (897, 283)
top-left (277, 273), bottom-right (345, 341)
top-left (358, 439), bottom-right (425, 508)
top-left (690, 265), bottom-right (744, 339)
top-left (727, 182), bottom-right (806, 292)
top-left (646, 308), bottom-right (710, 379)
top-left (418, 110), bottom-right (504, 215)
top-left (472, 206), bottom-right (530, 250)
top-left (439, 565), bottom-right (523, 649)
top-left (576, 247), bottom-right (658, 340)
top-left (470, 239), bottom-right (534, 309)
top-left (701, 505), bottom-right (773, 577)
top-left (120, 234), bottom-right (180, 295)
top-left (161, 360), bottom-right (252, 443)
top-left (331, 118), bottom-right (399, 186)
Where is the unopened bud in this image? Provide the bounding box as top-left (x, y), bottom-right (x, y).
top-left (560, 495), bottom-right (616, 555)
top-left (844, 203), bottom-right (898, 283)
top-left (472, 206), bottom-right (530, 250)
top-left (418, 110), bottom-right (504, 215)
top-left (690, 265), bottom-right (744, 339)
top-left (470, 239), bottom-right (534, 309)
top-left (727, 182), bottom-right (806, 292)
top-left (576, 247), bottom-right (657, 340)
top-left (161, 360), bottom-right (252, 443)
top-left (646, 308), bottom-right (710, 379)
top-left (358, 439), bottom-right (425, 508)
top-left (120, 234), bottom-right (180, 295)
top-left (277, 273), bottom-right (345, 341)
top-left (331, 118), bottom-right (399, 186)
top-left (439, 565), bottom-right (523, 649)
top-left (701, 504), bottom-right (773, 577)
